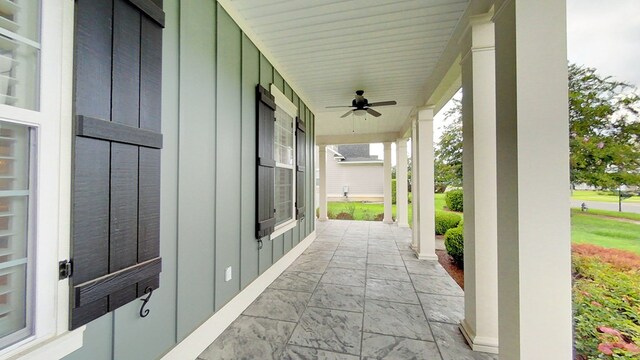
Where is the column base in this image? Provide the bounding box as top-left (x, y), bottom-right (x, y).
top-left (397, 222), bottom-right (410, 228)
top-left (459, 320), bottom-right (499, 354)
top-left (318, 217), bottom-right (328, 222)
top-left (383, 218), bottom-right (394, 224)
top-left (413, 249), bottom-right (437, 261)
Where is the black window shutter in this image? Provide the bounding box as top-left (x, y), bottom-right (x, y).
top-left (256, 85), bottom-right (276, 238)
top-left (295, 117), bottom-right (306, 220)
top-left (70, 0), bottom-right (164, 330)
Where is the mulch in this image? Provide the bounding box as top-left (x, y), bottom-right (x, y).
top-left (436, 249), bottom-right (464, 289)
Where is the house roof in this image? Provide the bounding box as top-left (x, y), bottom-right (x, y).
top-left (334, 144), bottom-right (381, 162)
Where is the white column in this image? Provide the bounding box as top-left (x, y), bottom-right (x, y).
top-left (318, 145), bottom-right (328, 221)
top-left (459, 12), bottom-right (499, 354)
top-left (411, 120), bottom-right (420, 250)
top-left (382, 141), bottom-right (393, 224)
top-left (494, 0), bottom-right (572, 358)
top-left (416, 107), bottom-right (436, 260)
top-left (396, 138), bottom-right (409, 227)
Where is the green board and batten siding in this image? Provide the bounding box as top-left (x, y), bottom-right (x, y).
top-left (64, 1), bottom-right (316, 359)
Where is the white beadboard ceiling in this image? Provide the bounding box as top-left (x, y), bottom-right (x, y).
top-left (225, 0), bottom-right (470, 142)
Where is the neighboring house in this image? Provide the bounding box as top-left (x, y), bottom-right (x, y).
top-left (326, 144), bottom-right (384, 202)
top-left (0, 1), bottom-right (573, 359)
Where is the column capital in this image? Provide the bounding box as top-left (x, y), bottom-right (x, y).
top-left (396, 138), bottom-right (408, 148)
top-left (318, 144), bottom-right (327, 151)
top-left (417, 106), bottom-right (434, 121)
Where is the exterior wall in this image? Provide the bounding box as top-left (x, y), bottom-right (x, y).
top-left (63, 1), bottom-right (316, 359)
top-left (326, 158), bottom-right (384, 201)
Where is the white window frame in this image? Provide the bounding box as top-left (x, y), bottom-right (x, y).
top-left (270, 84), bottom-right (298, 240)
top-left (0, 1), bottom-right (84, 359)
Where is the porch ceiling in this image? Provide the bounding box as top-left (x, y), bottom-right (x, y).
top-left (223, 0), bottom-right (472, 141)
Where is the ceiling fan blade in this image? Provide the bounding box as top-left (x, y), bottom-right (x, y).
top-left (340, 110), bottom-right (353, 118)
top-left (326, 105), bottom-right (354, 108)
top-left (366, 108), bottom-right (382, 117)
top-left (368, 100), bottom-right (397, 107)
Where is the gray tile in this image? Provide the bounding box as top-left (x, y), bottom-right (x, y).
top-left (288, 307), bottom-right (363, 355)
top-left (363, 300), bottom-right (433, 341)
top-left (411, 274), bottom-right (464, 296)
top-left (316, 235), bottom-right (343, 242)
top-left (321, 267), bottom-right (366, 287)
top-left (334, 247), bottom-right (367, 258)
top-left (366, 278), bottom-right (420, 304)
top-left (366, 264), bottom-right (411, 282)
top-left (289, 257), bottom-right (330, 274)
top-left (309, 283), bottom-right (365, 312)
top-left (328, 256), bottom-right (366, 270)
top-left (361, 333), bottom-right (440, 360)
top-left (367, 246), bottom-right (401, 255)
top-left (301, 250), bottom-right (335, 260)
top-left (367, 253), bottom-right (405, 266)
top-left (308, 241), bottom-right (340, 251)
top-left (270, 272), bottom-right (322, 292)
top-left (244, 289), bottom-right (311, 322)
top-left (418, 293), bottom-right (464, 324)
top-left (404, 259), bottom-right (448, 276)
top-left (200, 334), bottom-right (285, 360)
top-left (431, 322), bottom-right (499, 360)
top-left (200, 316), bottom-right (295, 360)
top-left (223, 315), bottom-right (296, 343)
top-left (280, 345), bottom-right (359, 360)
top-left (337, 240), bottom-right (368, 249)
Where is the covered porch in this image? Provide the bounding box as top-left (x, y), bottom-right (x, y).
top-left (199, 220), bottom-right (496, 359)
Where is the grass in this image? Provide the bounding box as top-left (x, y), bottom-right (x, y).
top-left (571, 211), bottom-right (640, 255)
top-left (572, 190), bottom-right (640, 203)
top-left (571, 208), bottom-right (640, 222)
top-left (327, 193), bottom-right (453, 226)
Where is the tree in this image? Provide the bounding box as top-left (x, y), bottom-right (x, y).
top-left (569, 64), bottom-right (640, 189)
top-left (435, 99), bottom-right (463, 191)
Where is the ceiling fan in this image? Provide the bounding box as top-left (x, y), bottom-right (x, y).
top-left (326, 90), bottom-right (397, 118)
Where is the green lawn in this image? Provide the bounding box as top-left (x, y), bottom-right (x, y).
top-left (571, 207), bottom-right (640, 221)
top-left (328, 194), bottom-right (640, 255)
top-left (571, 211), bottom-right (640, 255)
top-left (571, 190), bottom-right (640, 203)
top-left (327, 193), bottom-right (452, 226)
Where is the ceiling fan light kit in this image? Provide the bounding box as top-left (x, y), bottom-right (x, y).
top-left (327, 90), bottom-right (397, 118)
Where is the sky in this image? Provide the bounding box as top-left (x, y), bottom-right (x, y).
top-left (372, 0), bottom-right (640, 164)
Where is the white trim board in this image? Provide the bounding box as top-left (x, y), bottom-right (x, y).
top-left (161, 230), bottom-right (317, 360)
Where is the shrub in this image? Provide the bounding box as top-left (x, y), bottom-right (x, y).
top-left (317, 208), bottom-right (336, 219)
top-left (343, 201), bottom-right (357, 219)
top-left (445, 189), bottom-right (463, 212)
top-left (435, 211), bottom-right (461, 235)
top-left (457, 218), bottom-right (464, 228)
top-left (335, 212), bottom-right (353, 220)
top-left (392, 179), bottom-right (397, 204)
top-left (374, 213), bottom-right (384, 221)
top-left (444, 226), bottom-right (464, 266)
top-left (573, 255), bottom-right (640, 359)
top-left (572, 244), bottom-right (640, 271)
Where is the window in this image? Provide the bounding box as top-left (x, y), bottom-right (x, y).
top-left (274, 105), bottom-right (294, 226)
top-left (0, 122), bottom-right (33, 349)
top-left (271, 85), bottom-right (297, 231)
top-left (0, 1), bottom-right (81, 358)
top-left (0, 0), bottom-right (40, 350)
top-left (0, 0), bottom-right (41, 111)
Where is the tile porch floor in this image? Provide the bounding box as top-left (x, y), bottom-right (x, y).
top-left (198, 220), bottom-right (498, 360)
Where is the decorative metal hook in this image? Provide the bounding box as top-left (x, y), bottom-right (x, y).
top-left (258, 239), bottom-right (263, 250)
top-left (139, 287), bottom-right (153, 318)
